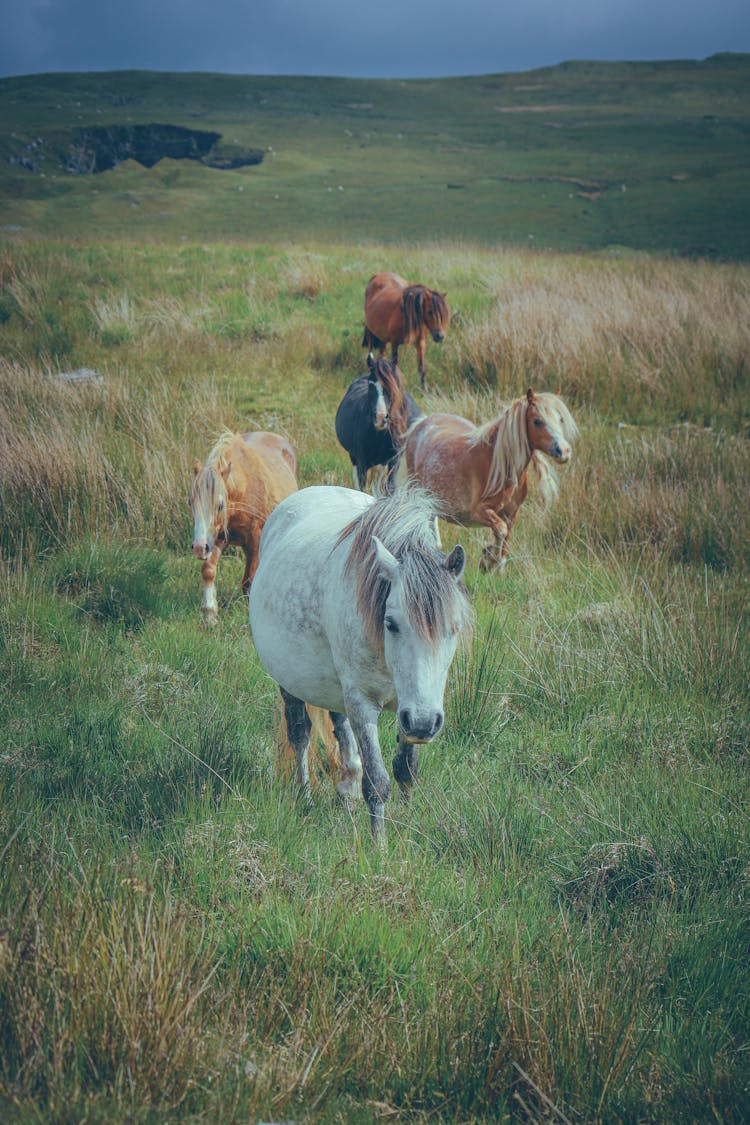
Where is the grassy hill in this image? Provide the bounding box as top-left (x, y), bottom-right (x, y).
top-left (2, 55), bottom-right (750, 255)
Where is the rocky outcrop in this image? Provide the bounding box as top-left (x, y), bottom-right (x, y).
top-left (65, 124), bottom-right (264, 173)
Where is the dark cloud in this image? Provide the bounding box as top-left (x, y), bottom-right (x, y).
top-left (2, 0), bottom-right (749, 78)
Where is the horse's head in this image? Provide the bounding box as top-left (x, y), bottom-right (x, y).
top-left (372, 533), bottom-right (467, 744)
top-left (189, 459), bottom-right (230, 559)
top-left (425, 289), bottom-right (449, 343)
top-left (526, 388), bottom-right (576, 464)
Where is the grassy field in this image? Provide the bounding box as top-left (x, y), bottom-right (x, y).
top-left (0, 232), bottom-right (748, 1123)
top-left (1, 55), bottom-right (750, 255)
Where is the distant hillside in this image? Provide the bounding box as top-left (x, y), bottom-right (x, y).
top-left (1, 56), bottom-right (749, 256)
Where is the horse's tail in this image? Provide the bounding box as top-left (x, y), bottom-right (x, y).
top-left (362, 326), bottom-right (383, 352)
top-left (275, 699), bottom-right (342, 789)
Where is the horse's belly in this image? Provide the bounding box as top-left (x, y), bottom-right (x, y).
top-left (253, 622), bottom-right (346, 711)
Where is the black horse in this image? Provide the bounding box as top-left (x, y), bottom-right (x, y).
top-left (335, 355), bottom-right (421, 492)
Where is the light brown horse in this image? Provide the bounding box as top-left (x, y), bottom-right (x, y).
top-left (363, 272), bottom-right (449, 390)
top-left (397, 389), bottom-right (578, 571)
top-left (190, 430), bottom-right (297, 622)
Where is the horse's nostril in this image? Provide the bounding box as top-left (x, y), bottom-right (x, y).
top-left (433, 711), bottom-right (444, 736)
top-left (398, 708), bottom-right (412, 735)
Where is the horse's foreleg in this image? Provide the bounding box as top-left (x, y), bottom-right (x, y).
top-left (200, 544), bottom-right (223, 623)
top-left (346, 698), bottom-right (391, 842)
top-left (280, 687), bottom-right (312, 799)
top-left (416, 337), bottom-right (427, 389)
top-left (392, 733), bottom-right (418, 803)
top-left (352, 462), bottom-right (367, 492)
top-left (478, 509), bottom-right (509, 573)
top-left (330, 711), bottom-right (362, 800)
top-left (241, 524), bottom-right (261, 594)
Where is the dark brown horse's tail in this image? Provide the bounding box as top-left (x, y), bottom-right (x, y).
top-left (362, 326), bottom-right (383, 352)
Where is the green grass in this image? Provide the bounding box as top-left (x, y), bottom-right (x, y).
top-left (2, 55), bottom-right (750, 256)
top-left (0, 225), bottom-right (748, 1121)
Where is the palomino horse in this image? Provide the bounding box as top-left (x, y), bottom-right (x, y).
top-left (398, 389), bottom-right (578, 571)
top-left (334, 355), bottom-right (421, 492)
top-left (248, 485), bottom-right (471, 840)
top-left (190, 430), bottom-right (297, 622)
top-left (363, 272), bottom-right (449, 390)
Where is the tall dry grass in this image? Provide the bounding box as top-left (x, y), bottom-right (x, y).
top-left (454, 258), bottom-right (750, 421)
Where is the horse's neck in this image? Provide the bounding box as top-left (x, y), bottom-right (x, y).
top-left (483, 406), bottom-right (532, 497)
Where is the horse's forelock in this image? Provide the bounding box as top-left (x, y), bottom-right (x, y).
top-left (427, 289), bottom-right (449, 330)
top-left (534, 392), bottom-right (579, 443)
top-left (342, 489), bottom-right (472, 645)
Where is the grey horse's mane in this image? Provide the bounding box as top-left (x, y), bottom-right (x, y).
top-left (338, 486), bottom-right (472, 645)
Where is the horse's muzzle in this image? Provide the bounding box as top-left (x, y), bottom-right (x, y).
top-left (398, 708), bottom-right (444, 743)
top-left (432, 331), bottom-right (445, 343)
top-left (192, 543), bottom-right (209, 560)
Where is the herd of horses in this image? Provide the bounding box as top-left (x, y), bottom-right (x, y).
top-left (190, 271), bottom-right (579, 841)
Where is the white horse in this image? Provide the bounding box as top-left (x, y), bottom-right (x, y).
top-left (248, 485), bottom-right (471, 840)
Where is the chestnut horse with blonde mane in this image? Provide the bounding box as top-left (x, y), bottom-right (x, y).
top-left (397, 389), bottom-right (578, 571)
top-left (363, 272), bottom-right (449, 390)
top-left (190, 431), bottom-right (297, 622)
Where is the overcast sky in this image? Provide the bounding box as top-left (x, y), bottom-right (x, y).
top-left (2, 0), bottom-right (749, 80)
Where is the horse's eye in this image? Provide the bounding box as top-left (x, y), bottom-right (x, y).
top-left (533, 418), bottom-right (543, 427)
top-left (385, 617), bottom-right (399, 634)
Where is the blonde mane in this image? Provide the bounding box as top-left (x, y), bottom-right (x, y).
top-left (190, 431), bottom-right (265, 532)
top-left (204, 429), bottom-right (238, 474)
top-left (470, 393), bottom-right (578, 503)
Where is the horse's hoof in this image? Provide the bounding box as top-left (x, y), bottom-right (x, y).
top-left (336, 777), bottom-right (362, 801)
top-left (201, 611), bottom-right (219, 627)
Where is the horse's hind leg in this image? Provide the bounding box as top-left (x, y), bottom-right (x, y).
top-left (280, 687), bottom-right (312, 799)
top-left (392, 734), bottom-right (418, 803)
top-left (330, 712), bottom-right (362, 800)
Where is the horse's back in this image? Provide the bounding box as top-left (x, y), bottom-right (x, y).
top-left (259, 485), bottom-right (371, 559)
top-left (404, 414), bottom-right (481, 519)
top-left (249, 487), bottom-right (373, 710)
top-left (365, 272), bottom-right (408, 302)
top-left (236, 430), bottom-right (298, 503)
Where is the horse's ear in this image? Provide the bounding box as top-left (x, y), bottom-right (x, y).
top-left (444, 544), bottom-right (466, 581)
top-left (526, 387), bottom-right (536, 403)
top-left (220, 459), bottom-right (232, 481)
top-left (193, 460), bottom-right (202, 476)
top-left (372, 535), bottom-right (399, 583)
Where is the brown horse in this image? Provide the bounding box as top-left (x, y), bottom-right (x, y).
top-left (363, 272), bottom-right (449, 390)
top-left (397, 389), bottom-right (578, 571)
top-left (190, 430), bottom-right (297, 622)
